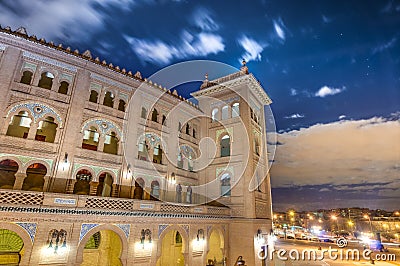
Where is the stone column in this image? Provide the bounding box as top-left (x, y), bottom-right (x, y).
top-left (27, 123), bottom-right (39, 139)
top-left (43, 175), bottom-right (52, 192)
top-left (111, 183), bottom-right (119, 197)
top-left (65, 179), bottom-right (76, 194)
top-left (98, 136), bottom-right (105, 152)
top-left (13, 173), bottom-right (27, 190)
top-left (89, 181), bottom-right (99, 196)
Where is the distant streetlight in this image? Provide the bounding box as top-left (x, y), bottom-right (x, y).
top-left (363, 214), bottom-right (373, 234)
top-left (395, 211), bottom-right (400, 216)
top-left (331, 215), bottom-right (338, 234)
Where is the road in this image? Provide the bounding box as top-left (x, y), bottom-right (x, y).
top-left (262, 238), bottom-right (400, 266)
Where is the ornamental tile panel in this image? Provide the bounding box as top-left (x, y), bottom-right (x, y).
top-left (115, 224), bottom-right (130, 238)
top-left (22, 51), bottom-right (77, 72)
top-left (15, 222), bottom-right (37, 243)
top-left (79, 223), bottom-right (99, 242)
top-left (8, 102), bottom-right (63, 126)
top-left (158, 224), bottom-right (169, 238)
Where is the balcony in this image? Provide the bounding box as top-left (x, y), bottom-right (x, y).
top-left (75, 147), bottom-right (122, 164)
top-left (85, 102), bottom-right (125, 119)
top-left (0, 135), bottom-right (59, 154)
top-left (0, 189), bottom-right (231, 217)
top-left (12, 82), bottom-right (71, 104)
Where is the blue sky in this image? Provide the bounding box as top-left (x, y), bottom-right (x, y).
top-left (1, 0), bottom-right (399, 211)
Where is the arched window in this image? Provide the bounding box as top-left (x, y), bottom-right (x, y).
top-left (178, 122), bottom-right (182, 132)
top-left (185, 124), bottom-right (190, 135)
top-left (6, 111), bottom-right (31, 139)
top-left (232, 102), bottom-right (240, 117)
top-left (192, 128), bottom-right (196, 138)
top-left (188, 154), bottom-right (193, 171)
top-left (38, 72), bottom-right (54, 89)
top-left (211, 108), bottom-right (218, 122)
top-left (220, 135), bottom-right (230, 157)
top-left (22, 163), bottom-right (47, 191)
top-left (220, 173), bottom-right (231, 196)
top-left (103, 131), bottom-right (118, 155)
top-left (58, 81), bottom-right (69, 94)
top-left (141, 107), bottom-right (147, 119)
top-left (89, 90), bottom-right (98, 103)
top-left (177, 152), bottom-right (183, 168)
top-left (103, 91), bottom-right (114, 107)
top-left (151, 109), bottom-right (158, 122)
top-left (162, 115), bottom-right (166, 125)
top-left (0, 159), bottom-right (19, 189)
top-left (20, 70), bottom-right (33, 85)
top-left (138, 140), bottom-right (149, 161)
top-left (82, 126), bottom-right (99, 151)
top-left (221, 105), bottom-right (229, 120)
top-left (73, 169), bottom-right (92, 195)
top-left (97, 172), bottom-right (113, 197)
top-left (175, 231), bottom-right (182, 245)
top-left (118, 99), bottom-right (126, 112)
top-left (150, 180), bottom-right (160, 200)
top-left (153, 145), bottom-right (162, 164)
top-left (35, 116), bottom-right (57, 143)
top-left (134, 178), bottom-right (145, 199)
top-left (254, 137), bottom-right (260, 156)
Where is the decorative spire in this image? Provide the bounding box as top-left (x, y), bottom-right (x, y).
top-left (200, 73), bottom-right (209, 89)
top-left (240, 58), bottom-right (249, 74)
top-left (16, 27), bottom-right (28, 35)
top-left (82, 50), bottom-right (92, 59)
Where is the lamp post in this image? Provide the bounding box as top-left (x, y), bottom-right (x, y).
top-left (363, 214), bottom-right (373, 235)
top-left (331, 215), bottom-right (338, 236)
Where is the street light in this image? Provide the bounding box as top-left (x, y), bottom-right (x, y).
top-left (363, 214), bottom-right (373, 235)
top-left (331, 215), bottom-right (338, 235)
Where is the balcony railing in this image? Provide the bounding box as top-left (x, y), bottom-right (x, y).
top-left (0, 189), bottom-right (231, 217)
top-left (0, 135), bottom-right (59, 154)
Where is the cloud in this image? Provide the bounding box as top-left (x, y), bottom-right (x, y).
top-left (0, 0), bottom-right (135, 42)
top-left (270, 117), bottom-right (400, 191)
top-left (125, 31), bottom-right (224, 65)
top-left (192, 7), bottom-right (219, 31)
top-left (273, 18), bottom-right (286, 41)
top-left (322, 15), bottom-right (332, 23)
top-left (372, 37), bottom-right (397, 54)
top-left (284, 113), bottom-right (305, 119)
top-left (339, 115), bottom-right (346, 120)
top-left (290, 88), bottom-right (297, 96)
top-left (315, 85), bottom-right (345, 97)
top-left (238, 35), bottom-right (267, 62)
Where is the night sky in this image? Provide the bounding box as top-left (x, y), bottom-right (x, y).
top-left (1, 0), bottom-right (399, 211)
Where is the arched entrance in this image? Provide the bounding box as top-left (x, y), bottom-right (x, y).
top-left (96, 172), bottom-right (113, 197)
top-left (156, 230), bottom-right (185, 266)
top-left (0, 159), bottom-right (18, 189)
top-left (81, 230), bottom-right (122, 266)
top-left (22, 163), bottom-right (47, 191)
top-left (73, 169), bottom-right (92, 195)
top-left (206, 230), bottom-right (224, 265)
top-left (0, 229), bottom-right (25, 265)
top-left (133, 178), bottom-right (144, 199)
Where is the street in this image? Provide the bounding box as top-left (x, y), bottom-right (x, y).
top-left (263, 238), bottom-right (400, 266)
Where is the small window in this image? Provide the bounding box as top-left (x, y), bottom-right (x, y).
top-left (89, 90), bottom-right (98, 103)
top-left (141, 107), bottom-right (147, 119)
top-left (177, 152), bottom-right (183, 168)
top-left (220, 135), bottom-right (230, 157)
top-left (153, 145), bottom-right (162, 164)
top-left (178, 122), bottom-right (182, 132)
top-left (175, 231), bottom-right (182, 245)
top-left (58, 81), bottom-right (69, 94)
top-left (211, 108), bottom-right (219, 121)
top-left (222, 105), bottom-right (229, 120)
top-left (192, 128), bottom-right (196, 138)
top-left (185, 124), bottom-right (190, 135)
top-left (20, 70), bottom-right (33, 85)
top-left (151, 109), bottom-right (158, 122)
top-left (232, 102), bottom-right (240, 117)
top-left (118, 99), bottom-right (126, 112)
top-left (38, 72), bottom-right (54, 89)
top-left (103, 91), bottom-right (114, 107)
top-left (162, 115), bottom-right (166, 125)
top-left (220, 173), bottom-right (231, 196)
